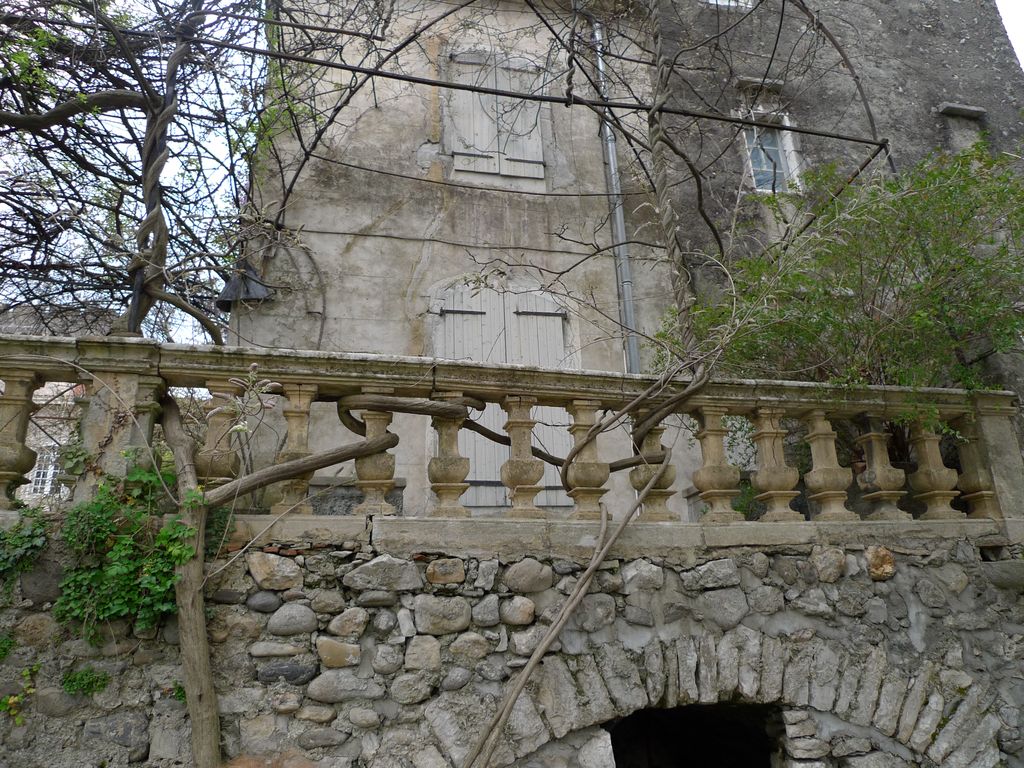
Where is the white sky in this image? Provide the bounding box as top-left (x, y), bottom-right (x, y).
top-left (996, 0), bottom-right (1024, 67)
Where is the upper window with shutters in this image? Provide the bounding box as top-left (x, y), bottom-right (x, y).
top-left (446, 51), bottom-right (547, 183)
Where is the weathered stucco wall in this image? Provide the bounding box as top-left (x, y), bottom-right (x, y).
top-left (2, 523), bottom-right (1022, 767)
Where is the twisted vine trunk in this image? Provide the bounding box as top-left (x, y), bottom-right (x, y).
top-left (161, 392), bottom-right (403, 766)
top-left (162, 397), bottom-right (222, 768)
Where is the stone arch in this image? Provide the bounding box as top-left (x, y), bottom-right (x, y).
top-left (414, 617), bottom-right (1001, 768)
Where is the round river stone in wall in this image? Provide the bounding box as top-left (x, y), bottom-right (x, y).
top-left (246, 591), bottom-right (282, 613)
top-left (267, 603), bottom-right (317, 636)
top-left (413, 595), bottom-right (471, 635)
top-left (328, 607), bottom-right (369, 638)
top-left (502, 558), bottom-right (553, 593)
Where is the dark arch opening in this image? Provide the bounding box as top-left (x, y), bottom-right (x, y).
top-left (606, 704), bottom-right (782, 768)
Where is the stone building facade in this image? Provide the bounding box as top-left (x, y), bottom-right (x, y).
top-left (227, 0), bottom-right (1024, 520)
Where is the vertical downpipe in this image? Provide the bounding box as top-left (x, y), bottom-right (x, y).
top-left (590, 18), bottom-right (642, 374)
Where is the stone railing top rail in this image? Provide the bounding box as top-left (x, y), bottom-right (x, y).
top-left (0, 334), bottom-right (1016, 416)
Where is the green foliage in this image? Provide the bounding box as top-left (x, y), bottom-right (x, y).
top-left (0, 664), bottom-right (39, 726)
top-left (687, 143), bottom-right (1024, 390)
top-left (0, 633), bottom-right (15, 661)
top-left (54, 465), bottom-right (196, 640)
top-left (62, 666), bottom-right (111, 695)
top-left (0, 509), bottom-right (47, 599)
top-left (172, 681), bottom-right (187, 703)
top-left (60, 440), bottom-right (92, 477)
top-left (204, 506), bottom-right (236, 559)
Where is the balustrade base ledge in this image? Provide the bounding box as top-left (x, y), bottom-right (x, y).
top-left (224, 514), bottom-right (1009, 564)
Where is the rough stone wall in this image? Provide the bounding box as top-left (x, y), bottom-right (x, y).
top-left (1, 533), bottom-right (1022, 767)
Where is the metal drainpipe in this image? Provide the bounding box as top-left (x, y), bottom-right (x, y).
top-left (587, 17), bottom-right (642, 374)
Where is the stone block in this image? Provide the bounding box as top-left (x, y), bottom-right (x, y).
top-left (674, 637), bottom-right (698, 704)
top-left (329, 607), bottom-right (370, 637)
top-left (267, 603), bottom-right (317, 636)
top-left (621, 560), bottom-right (664, 593)
top-left (499, 596), bottom-right (536, 625)
top-left (810, 546), bottom-right (846, 583)
top-left (414, 595), bottom-right (471, 635)
top-left (681, 559), bottom-right (740, 590)
top-left (342, 554), bottom-right (424, 591)
top-left (405, 634), bottom-right (441, 670)
top-left (246, 552), bottom-right (302, 591)
top-left (503, 558), bottom-right (554, 593)
top-left (449, 631), bottom-right (491, 660)
top-left (306, 670), bottom-right (385, 703)
top-left (316, 637), bottom-right (361, 668)
top-left (695, 587), bottom-right (748, 629)
top-left (426, 557), bottom-right (465, 584)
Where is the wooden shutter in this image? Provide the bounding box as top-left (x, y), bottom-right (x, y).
top-left (434, 286), bottom-right (575, 509)
top-left (506, 292), bottom-right (573, 507)
top-left (436, 285), bottom-right (508, 507)
top-left (450, 54), bottom-right (500, 175)
top-left (497, 64), bottom-right (545, 179)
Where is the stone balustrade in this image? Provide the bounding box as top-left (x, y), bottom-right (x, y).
top-left (2, 334), bottom-right (1023, 534)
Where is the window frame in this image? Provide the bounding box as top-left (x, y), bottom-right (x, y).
top-left (703, 0), bottom-right (754, 9)
top-left (739, 110), bottom-right (802, 194)
top-left (445, 50), bottom-right (548, 182)
top-left (29, 447), bottom-right (59, 496)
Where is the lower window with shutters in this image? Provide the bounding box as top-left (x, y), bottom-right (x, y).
top-left (431, 283), bottom-right (574, 510)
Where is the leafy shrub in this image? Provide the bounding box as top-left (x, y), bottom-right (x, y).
top-left (0, 508), bottom-right (47, 599)
top-left (62, 666), bottom-right (111, 695)
top-left (54, 465), bottom-right (195, 639)
top-left (685, 143), bottom-right (1024, 390)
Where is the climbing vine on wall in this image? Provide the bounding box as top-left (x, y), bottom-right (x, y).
top-left (0, 508), bottom-right (47, 601)
top-left (54, 465), bottom-right (195, 639)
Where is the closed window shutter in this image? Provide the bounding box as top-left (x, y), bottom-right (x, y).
top-left (506, 292), bottom-right (573, 507)
top-left (434, 287), bottom-right (575, 509)
top-left (439, 285), bottom-right (508, 507)
top-left (450, 56), bottom-right (500, 174)
top-left (497, 65), bottom-right (545, 179)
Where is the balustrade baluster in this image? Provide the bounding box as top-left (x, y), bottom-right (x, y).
top-left (566, 400), bottom-right (610, 520)
top-left (268, 383), bottom-right (318, 515)
top-left (629, 414), bottom-right (676, 521)
top-left (908, 422), bottom-right (962, 520)
top-left (751, 407), bottom-right (802, 522)
top-left (428, 391), bottom-right (470, 517)
top-left (693, 405), bottom-right (743, 523)
top-left (802, 409), bottom-right (857, 521)
top-left (500, 396), bottom-right (545, 519)
top-left (0, 371), bottom-right (40, 512)
top-left (195, 379), bottom-right (242, 490)
top-left (953, 415), bottom-right (1000, 519)
top-left (854, 417), bottom-right (909, 520)
top-left (354, 386), bottom-right (396, 517)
